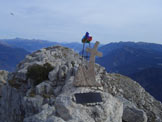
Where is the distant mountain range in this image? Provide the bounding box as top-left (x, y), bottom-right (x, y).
top-left (97, 42), bottom-right (162, 75)
top-left (99, 41), bottom-right (162, 56)
top-left (0, 43), bottom-right (29, 71)
top-left (97, 41), bottom-right (162, 101)
top-left (0, 38), bottom-right (83, 52)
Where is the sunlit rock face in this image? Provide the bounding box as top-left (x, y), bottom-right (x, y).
top-left (0, 46), bottom-right (161, 122)
top-left (0, 70), bottom-right (8, 97)
top-left (0, 70), bottom-right (8, 84)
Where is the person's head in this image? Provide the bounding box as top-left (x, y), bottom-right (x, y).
top-left (85, 32), bottom-right (89, 37)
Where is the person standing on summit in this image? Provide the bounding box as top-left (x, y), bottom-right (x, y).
top-left (81, 32), bottom-right (92, 57)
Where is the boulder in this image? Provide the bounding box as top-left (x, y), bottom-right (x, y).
top-left (118, 97), bottom-right (147, 122)
top-left (55, 77), bottom-right (123, 122)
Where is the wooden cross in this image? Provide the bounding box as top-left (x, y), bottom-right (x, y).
top-left (86, 41), bottom-right (102, 72)
top-left (74, 41), bottom-right (103, 87)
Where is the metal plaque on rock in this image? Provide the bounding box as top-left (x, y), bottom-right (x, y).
top-left (74, 92), bottom-right (102, 104)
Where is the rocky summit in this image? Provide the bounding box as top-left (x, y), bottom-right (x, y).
top-left (0, 46), bottom-right (162, 122)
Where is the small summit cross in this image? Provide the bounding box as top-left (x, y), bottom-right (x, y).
top-left (74, 41), bottom-right (103, 87)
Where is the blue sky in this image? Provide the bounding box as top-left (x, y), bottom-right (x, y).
top-left (0, 0), bottom-right (162, 44)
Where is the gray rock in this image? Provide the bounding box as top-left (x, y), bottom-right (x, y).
top-left (0, 70), bottom-right (8, 84)
top-left (53, 86), bottom-right (62, 96)
top-left (0, 85), bottom-right (24, 122)
top-left (55, 77), bottom-right (123, 122)
top-left (36, 81), bottom-right (53, 95)
top-left (23, 95), bottom-right (44, 117)
top-left (48, 65), bottom-right (59, 82)
top-left (123, 107), bottom-right (147, 122)
top-left (24, 104), bottom-right (56, 122)
top-left (55, 92), bottom-right (123, 122)
top-left (118, 97), bottom-right (147, 122)
top-left (0, 70), bottom-right (9, 97)
top-left (58, 66), bottom-right (65, 81)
